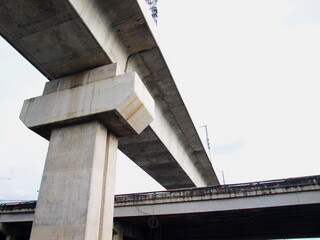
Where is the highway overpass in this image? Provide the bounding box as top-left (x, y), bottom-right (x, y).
top-left (1, 175), bottom-right (320, 239)
top-left (2, 1), bottom-right (319, 239)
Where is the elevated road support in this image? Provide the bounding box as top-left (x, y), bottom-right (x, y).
top-left (0, 1), bottom-right (219, 238)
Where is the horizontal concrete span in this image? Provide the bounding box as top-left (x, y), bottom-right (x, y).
top-left (114, 175), bottom-right (320, 213)
top-left (1, 176), bottom-right (320, 239)
top-left (113, 175), bottom-right (320, 239)
top-left (0, 0), bottom-right (218, 189)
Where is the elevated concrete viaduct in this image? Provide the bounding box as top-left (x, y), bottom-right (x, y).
top-left (1, 175), bottom-right (320, 239)
top-left (0, 0), bottom-right (218, 239)
top-left (4, 1), bottom-right (318, 240)
top-left (0, 0), bottom-right (218, 190)
top-left (0, 0), bottom-right (218, 189)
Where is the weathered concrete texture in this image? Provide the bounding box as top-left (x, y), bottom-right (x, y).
top-left (0, 1), bottom-right (112, 79)
top-left (115, 175), bottom-right (320, 207)
top-left (20, 70), bottom-right (154, 138)
top-left (2, 176), bottom-right (320, 240)
top-left (30, 122), bottom-right (118, 240)
top-left (119, 116), bottom-right (207, 189)
top-left (43, 63), bottom-right (119, 95)
top-left (114, 175), bottom-right (320, 215)
top-left (0, 0), bottom-right (219, 188)
top-left (113, 175), bottom-right (320, 240)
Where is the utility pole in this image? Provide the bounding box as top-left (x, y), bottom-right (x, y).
top-left (200, 125), bottom-right (211, 152)
top-left (199, 126), bottom-right (226, 185)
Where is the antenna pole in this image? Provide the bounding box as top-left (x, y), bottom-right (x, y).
top-left (200, 125), bottom-right (211, 152)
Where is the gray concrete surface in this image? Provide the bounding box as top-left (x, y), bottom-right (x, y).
top-left (0, 0), bottom-right (219, 189)
top-left (30, 122), bottom-right (118, 240)
top-left (114, 175), bottom-right (320, 215)
top-left (20, 67), bottom-right (154, 138)
top-left (112, 175), bottom-right (320, 239)
top-left (18, 62), bottom-right (155, 239)
top-left (1, 175), bottom-right (320, 239)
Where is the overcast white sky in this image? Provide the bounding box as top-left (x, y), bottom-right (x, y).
top-left (1, 0), bottom-right (320, 202)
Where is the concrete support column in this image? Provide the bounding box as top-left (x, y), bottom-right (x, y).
top-left (20, 65), bottom-right (154, 240)
top-left (29, 122), bottom-right (118, 240)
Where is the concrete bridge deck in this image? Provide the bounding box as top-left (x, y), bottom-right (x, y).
top-left (0, 0), bottom-right (218, 189)
top-left (1, 175), bottom-right (320, 239)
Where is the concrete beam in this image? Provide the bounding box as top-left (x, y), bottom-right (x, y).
top-left (20, 68), bottom-right (154, 138)
top-left (114, 191), bottom-right (320, 217)
top-left (0, 0), bottom-right (219, 188)
top-left (0, 214), bottom-right (34, 223)
top-left (42, 63), bottom-right (119, 95)
top-left (114, 176), bottom-right (320, 217)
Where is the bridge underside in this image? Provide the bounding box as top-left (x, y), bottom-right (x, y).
top-left (113, 175), bottom-right (320, 239)
top-left (1, 204), bottom-right (320, 240)
top-left (116, 204), bottom-right (320, 240)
